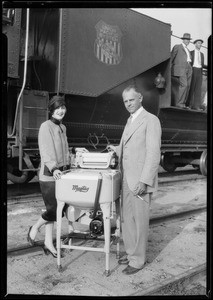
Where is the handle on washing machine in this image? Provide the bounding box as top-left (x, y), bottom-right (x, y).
top-left (89, 173), bottom-right (103, 220)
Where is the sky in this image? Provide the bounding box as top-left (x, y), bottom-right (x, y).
top-left (131, 8), bottom-right (212, 65)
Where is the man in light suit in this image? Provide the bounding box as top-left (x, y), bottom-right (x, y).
top-left (108, 85), bottom-right (161, 275)
top-left (186, 39), bottom-right (205, 110)
top-left (171, 33), bottom-right (193, 108)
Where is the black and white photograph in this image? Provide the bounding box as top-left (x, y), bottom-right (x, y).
top-left (2, 1), bottom-right (212, 297)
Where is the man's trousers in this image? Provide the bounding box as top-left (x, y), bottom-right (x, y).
top-left (121, 175), bottom-right (151, 269)
top-left (172, 63), bottom-right (192, 106)
top-left (186, 67), bottom-right (202, 109)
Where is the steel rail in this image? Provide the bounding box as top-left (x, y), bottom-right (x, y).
top-left (7, 205), bottom-right (206, 255)
top-left (129, 263), bottom-right (206, 296)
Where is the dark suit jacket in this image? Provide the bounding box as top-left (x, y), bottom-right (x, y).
top-left (190, 50), bottom-right (204, 70)
top-left (171, 44), bottom-right (192, 76)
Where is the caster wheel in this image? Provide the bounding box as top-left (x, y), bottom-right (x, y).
top-left (104, 270), bottom-right (111, 277)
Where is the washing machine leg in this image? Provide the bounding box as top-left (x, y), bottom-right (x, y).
top-left (56, 201), bottom-right (65, 271)
top-left (101, 203), bottom-right (111, 276)
top-left (115, 198), bottom-right (121, 259)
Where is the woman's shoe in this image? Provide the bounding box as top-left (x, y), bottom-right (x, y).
top-left (42, 244), bottom-right (57, 258)
top-left (27, 226), bottom-right (35, 246)
top-left (42, 244), bottom-right (65, 258)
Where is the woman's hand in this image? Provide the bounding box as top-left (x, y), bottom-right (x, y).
top-left (53, 169), bottom-right (62, 180)
top-left (75, 147), bottom-right (89, 153)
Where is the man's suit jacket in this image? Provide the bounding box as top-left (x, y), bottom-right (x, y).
top-left (190, 50), bottom-right (204, 69)
top-left (171, 44), bottom-right (191, 76)
top-left (116, 108), bottom-right (162, 193)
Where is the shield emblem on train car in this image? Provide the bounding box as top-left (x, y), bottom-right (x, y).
top-left (94, 20), bottom-right (123, 65)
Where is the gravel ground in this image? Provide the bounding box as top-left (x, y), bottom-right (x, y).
top-left (5, 178), bottom-right (207, 296)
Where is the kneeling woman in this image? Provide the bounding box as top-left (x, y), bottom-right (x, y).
top-left (27, 95), bottom-right (70, 257)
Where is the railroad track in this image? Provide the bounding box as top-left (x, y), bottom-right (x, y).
top-left (130, 263), bottom-right (207, 296)
top-left (7, 205), bottom-right (206, 254)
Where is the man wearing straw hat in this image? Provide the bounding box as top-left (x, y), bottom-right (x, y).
top-left (171, 33), bottom-right (193, 108)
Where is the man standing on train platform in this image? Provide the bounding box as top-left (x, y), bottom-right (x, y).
top-left (185, 39), bottom-right (205, 110)
top-left (171, 33), bottom-right (193, 108)
top-left (107, 85), bottom-right (161, 275)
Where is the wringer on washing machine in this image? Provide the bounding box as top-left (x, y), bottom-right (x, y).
top-left (55, 151), bottom-right (121, 276)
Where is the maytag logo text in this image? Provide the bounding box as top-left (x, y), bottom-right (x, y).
top-left (72, 185), bottom-right (89, 192)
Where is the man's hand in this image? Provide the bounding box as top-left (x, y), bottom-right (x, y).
top-left (107, 144), bottom-right (116, 152)
top-left (53, 169), bottom-right (62, 180)
top-left (133, 181), bottom-right (147, 196)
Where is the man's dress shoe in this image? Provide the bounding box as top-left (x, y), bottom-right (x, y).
top-left (176, 104), bottom-right (186, 108)
top-left (192, 107), bottom-right (202, 111)
top-left (122, 265), bottom-right (143, 275)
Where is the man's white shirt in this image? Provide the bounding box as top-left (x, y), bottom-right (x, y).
top-left (130, 106), bottom-right (144, 123)
top-left (182, 43), bottom-right (192, 62)
top-left (193, 49), bottom-right (202, 68)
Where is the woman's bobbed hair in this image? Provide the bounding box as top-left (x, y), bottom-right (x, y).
top-left (48, 95), bottom-right (66, 115)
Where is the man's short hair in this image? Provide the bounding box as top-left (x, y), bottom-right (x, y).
top-left (122, 84), bottom-right (141, 96)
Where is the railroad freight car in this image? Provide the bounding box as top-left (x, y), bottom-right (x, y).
top-left (3, 8), bottom-right (207, 184)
